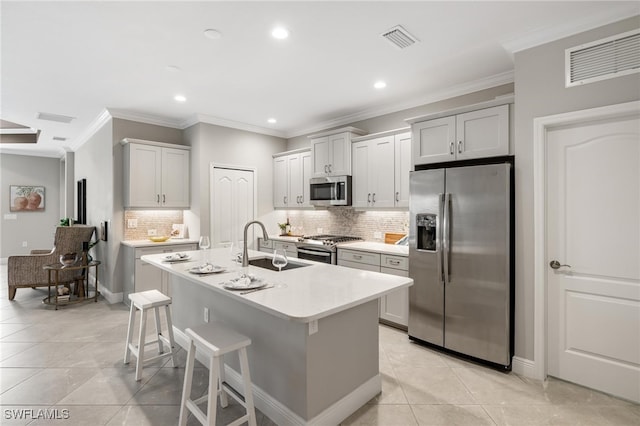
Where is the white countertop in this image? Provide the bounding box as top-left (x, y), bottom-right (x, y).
top-left (121, 239), bottom-right (199, 248)
top-left (142, 247), bottom-right (412, 323)
top-left (337, 241), bottom-right (409, 257)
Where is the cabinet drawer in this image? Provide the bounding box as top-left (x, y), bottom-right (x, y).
top-left (338, 249), bottom-right (380, 267)
top-left (381, 254), bottom-right (408, 271)
top-left (338, 259), bottom-right (380, 272)
top-left (380, 266), bottom-right (409, 277)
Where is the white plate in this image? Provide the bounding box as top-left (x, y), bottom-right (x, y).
top-left (188, 265), bottom-right (225, 275)
top-left (223, 278), bottom-right (267, 291)
top-left (163, 254), bottom-right (191, 262)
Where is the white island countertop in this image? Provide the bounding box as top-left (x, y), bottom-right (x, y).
top-left (142, 247), bottom-right (412, 323)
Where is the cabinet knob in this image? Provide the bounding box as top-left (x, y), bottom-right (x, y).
top-left (367, 193), bottom-right (371, 203)
top-left (324, 165), bottom-right (329, 173)
top-left (284, 196), bottom-right (288, 204)
top-left (395, 192), bottom-right (400, 202)
top-left (372, 193), bottom-right (376, 203)
top-left (162, 194), bottom-right (166, 203)
top-left (449, 142), bottom-right (455, 155)
top-left (157, 194), bottom-right (160, 203)
top-left (458, 140), bottom-right (463, 154)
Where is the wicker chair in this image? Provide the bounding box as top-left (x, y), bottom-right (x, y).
top-left (8, 225), bottom-right (96, 300)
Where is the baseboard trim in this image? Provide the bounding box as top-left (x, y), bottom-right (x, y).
top-left (512, 356), bottom-right (536, 379)
top-left (98, 286), bottom-right (123, 304)
top-left (173, 327), bottom-right (381, 425)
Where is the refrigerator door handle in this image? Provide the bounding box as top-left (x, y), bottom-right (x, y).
top-left (443, 193), bottom-right (451, 284)
top-left (438, 193), bottom-right (445, 284)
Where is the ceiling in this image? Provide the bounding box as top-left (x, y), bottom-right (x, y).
top-left (1, 1), bottom-right (638, 157)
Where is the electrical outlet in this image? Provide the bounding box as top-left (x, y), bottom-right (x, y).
top-left (22, 241), bottom-right (28, 247)
top-left (308, 320), bottom-right (318, 335)
top-left (374, 231), bottom-right (382, 240)
top-left (127, 219), bottom-right (137, 229)
top-left (148, 229), bottom-right (157, 236)
top-left (317, 227), bottom-right (323, 234)
top-left (204, 308), bottom-right (209, 323)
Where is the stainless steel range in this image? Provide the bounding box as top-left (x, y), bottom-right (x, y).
top-left (296, 234), bottom-right (363, 264)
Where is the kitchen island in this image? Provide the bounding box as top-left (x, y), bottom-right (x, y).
top-left (142, 247), bottom-right (412, 425)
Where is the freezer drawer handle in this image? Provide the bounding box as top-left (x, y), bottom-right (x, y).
top-left (549, 260), bottom-right (571, 270)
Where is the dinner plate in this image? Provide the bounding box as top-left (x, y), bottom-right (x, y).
top-left (163, 254), bottom-right (191, 262)
top-left (223, 277), bottom-right (267, 291)
top-left (188, 265), bottom-right (225, 275)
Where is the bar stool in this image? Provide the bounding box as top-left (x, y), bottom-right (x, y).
top-left (179, 323), bottom-right (257, 426)
top-left (124, 289), bottom-right (177, 381)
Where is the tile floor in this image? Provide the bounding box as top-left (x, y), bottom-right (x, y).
top-left (1, 265), bottom-right (638, 425)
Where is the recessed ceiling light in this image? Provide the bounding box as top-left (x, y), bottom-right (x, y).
top-left (267, 118), bottom-right (277, 124)
top-left (374, 81), bottom-right (387, 89)
top-left (204, 29), bottom-right (222, 40)
top-left (271, 27), bottom-right (289, 40)
top-left (174, 95), bottom-right (187, 102)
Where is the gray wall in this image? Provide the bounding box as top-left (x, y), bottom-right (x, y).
top-left (286, 84), bottom-right (514, 150)
top-left (183, 123), bottom-right (287, 240)
top-left (513, 16), bottom-right (640, 360)
top-left (0, 154), bottom-right (62, 257)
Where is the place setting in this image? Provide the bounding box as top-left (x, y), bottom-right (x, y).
top-left (187, 262), bottom-right (226, 275)
top-left (162, 252), bottom-right (192, 263)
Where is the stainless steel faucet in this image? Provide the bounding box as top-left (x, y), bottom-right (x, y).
top-left (242, 220), bottom-right (269, 267)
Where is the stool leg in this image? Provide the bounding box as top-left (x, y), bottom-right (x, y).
top-left (135, 308), bottom-right (148, 381)
top-left (178, 339), bottom-right (196, 426)
top-left (124, 303), bottom-right (136, 364)
top-left (153, 306), bottom-right (163, 355)
top-left (239, 347), bottom-right (257, 426)
top-left (164, 304), bottom-right (178, 368)
top-left (208, 355), bottom-right (219, 426)
top-left (218, 355), bottom-right (228, 408)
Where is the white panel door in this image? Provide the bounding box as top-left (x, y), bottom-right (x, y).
top-left (351, 141), bottom-right (370, 208)
top-left (372, 136), bottom-right (395, 207)
top-left (212, 167), bottom-right (255, 249)
top-left (394, 132), bottom-right (412, 207)
top-left (412, 116), bottom-right (456, 165)
top-left (273, 156), bottom-right (288, 208)
top-left (546, 112), bottom-right (640, 403)
top-left (300, 151), bottom-right (312, 207)
top-left (161, 147), bottom-right (190, 207)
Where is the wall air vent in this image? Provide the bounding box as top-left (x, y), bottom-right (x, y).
top-left (566, 28), bottom-right (640, 87)
top-left (53, 136), bottom-right (67, 142)
top-left (381, 25), bottom-right (419, 50)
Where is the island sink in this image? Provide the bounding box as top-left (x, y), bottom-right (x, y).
top-left (248, 257), bottom-right (310, 272)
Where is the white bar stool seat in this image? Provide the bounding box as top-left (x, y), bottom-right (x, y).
top-left (124, 289), bottom-right (177, 381)
top-left (179, 323), bottom-right (257, 426)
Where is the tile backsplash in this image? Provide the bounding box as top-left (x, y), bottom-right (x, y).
top-left (124, 210), bottom-right (184, 240)
top-left (274, 208), bottom-right (409, 242)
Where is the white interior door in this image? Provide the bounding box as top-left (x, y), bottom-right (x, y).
top-left (211, 166), bottom-right (255, 249)
top-left (546, 112), bottom-right (640, 403)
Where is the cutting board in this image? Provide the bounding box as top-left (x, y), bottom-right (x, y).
top-left (384, 233), bottom-right (405, 244)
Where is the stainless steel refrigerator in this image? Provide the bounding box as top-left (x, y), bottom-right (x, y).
top-left (408, 162), bottom-right (513, 369)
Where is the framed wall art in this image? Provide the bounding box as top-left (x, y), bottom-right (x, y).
top-left (10, 185), bottom-right (45, 212)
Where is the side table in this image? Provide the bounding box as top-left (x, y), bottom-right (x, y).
top-left (43, 260), bottom-right (101, 309)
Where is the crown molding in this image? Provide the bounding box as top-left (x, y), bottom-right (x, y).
top-left (501, 7), bottom-right (640, 54)
top-left (0, 146), bottom-right (65, 159)
top-left (191, 114), bottom-right (286, 138)
top-left (66, 109), bottom-right (113, 153)
top-left (107, 108), bottom-right (184, 129)
top-left (283, 70), bottom-right (515, 139)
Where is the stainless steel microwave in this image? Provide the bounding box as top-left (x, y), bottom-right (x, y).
top-left (309, 175), bottom-right (352, 206)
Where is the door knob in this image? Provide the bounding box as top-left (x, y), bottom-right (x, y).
top-left (549, 260), bottom-right (571, 270)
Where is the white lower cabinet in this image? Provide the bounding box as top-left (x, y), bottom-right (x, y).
top-left (123, 243), bottom-right (197, 305)
top-left (337, 248), bottom-right (409, 328)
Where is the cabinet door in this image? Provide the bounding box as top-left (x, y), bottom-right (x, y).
top-left (394, 132), bottom-right (411, 207)
top-left (127, 144), bottom-right (162, 207)
top-left (288, 154), bottom-right (303, 207)
top-left (328, 132), bottom-right (352, 175)
top-left (456, 104), bottom-right (509, 160)
top-left (380, 267), bottom-right (409, 327)
top-left (412, 116), bottom-right (456, 165)
top-left (311, 137), bottom-right (330, 177)
top-left (135, 259), bottom-right (164, 293)
top-left (300, 151), bottom-right (312, 207)
top-left (161, 148), bottom-right (190, 208)
top-left (371, 136), bottom-right (395, 208)
top-left (273, 156), bottom-right (289, 208)
top-left (351, 141), bottom-right (371, 208)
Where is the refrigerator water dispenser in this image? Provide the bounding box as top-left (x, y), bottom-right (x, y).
top-left (416, 213), bottom-right (437, 251)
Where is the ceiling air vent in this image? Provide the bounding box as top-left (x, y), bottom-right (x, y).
top-left (37, 112), bottom-right (75, 123)
top-left (381, 25), bottom-right (419, 50)
top-left (566, 28), bottom-right (640, 87)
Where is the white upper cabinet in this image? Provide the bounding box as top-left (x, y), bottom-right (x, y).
top-left (309, 127), bottom-right (366, 177)
top-left (123, 139), bottom-right (190, 208)
top-left (273, 149), bottom-right (312, 208)
top-left (352, 130), bottom-right (411, 209)
top-left (411, 104), bottom-right (510, 166)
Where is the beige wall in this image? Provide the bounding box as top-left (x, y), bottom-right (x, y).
top-left (0, 154), bottom-right (62, 257)
top-left (513, 16), bottom-right (640, 361)
top-left (183, 122), bottom-right (287, 241)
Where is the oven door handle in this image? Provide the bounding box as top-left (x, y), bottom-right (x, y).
top-left (297, 248), bottom-right (332, 257)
